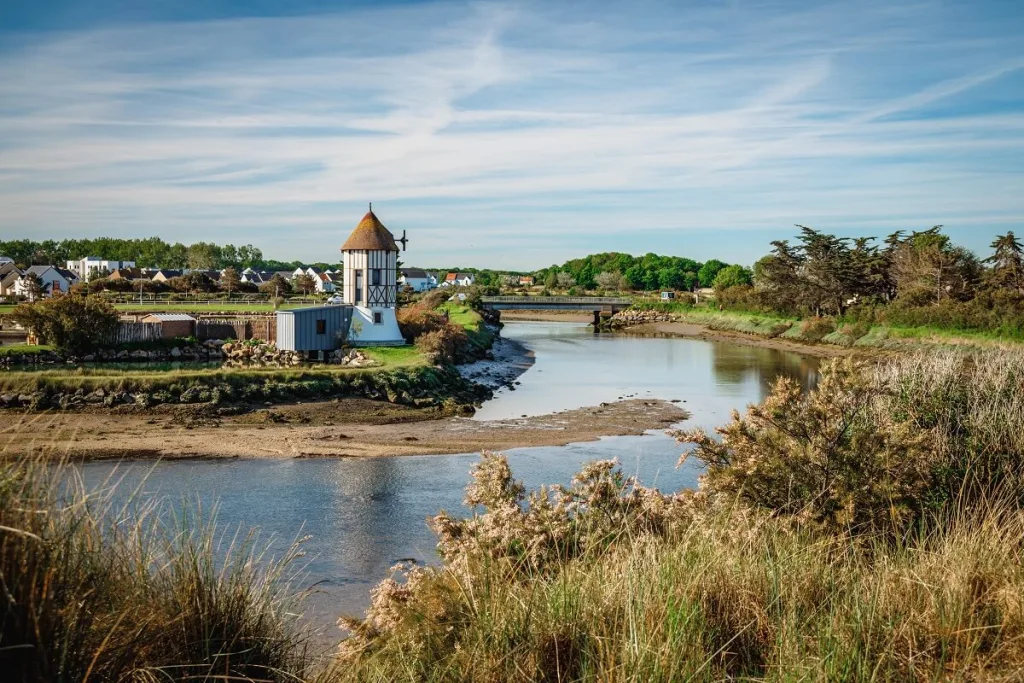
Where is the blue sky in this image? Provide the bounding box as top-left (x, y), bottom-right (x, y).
top-left (1, 0), bottom-right (1022, 269)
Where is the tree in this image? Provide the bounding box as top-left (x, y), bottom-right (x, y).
top-left (294, 273), bottom-right (317, 295)
top-left (890, 227), bottom-right (980, 304)
top-left (712, 265), bottom-right (753, 290)
top-left (544, 271), bottom-right (558, 289)
top-left (260, 274), bottom-right (292, 296)
top-left (555, 272), bottom-right (576, 289)
top-left (985, 232), bottom-right (1024, 293)
top-left (187, 242), bottom-right (219, 270)
top-left (11, 296), bottom-right (119, 356)
top-left (594, 271), bottom-right (623, 291)
top-left (697, 259), bottom-right (728, 287)
top-left (220, 267), bottom-right (241, 296)
top-left (20, 272), bottom-right (45, 301)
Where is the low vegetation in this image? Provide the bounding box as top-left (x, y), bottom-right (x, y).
top-left (10, 296), bottom-right (119, 356)
top-left (335, 349), bottom-right (1024, 681)
top-left (0, 457), bottom-right (312, 682)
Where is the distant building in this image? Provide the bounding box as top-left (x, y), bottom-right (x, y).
top-left (67, 257), bottom-right (135, 280)
top-left (399, 268), bottom-right (436, 292)
top-left (0, 262), bottom-right (22, 297)
top-left (108, 267), bottom-right (149, 281)
top-left (0, 257), bottom-right (13, 266)
top-left (519, 275), bottom-right (535, 286)
top-left (15, 266), bottom-right (79, 299)
top-left (440, 272), bottom-right (475, 288)
top-left (150, 269), bottom-right (184, 283)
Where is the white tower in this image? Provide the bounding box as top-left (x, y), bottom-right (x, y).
top-left (341, 206), bottom-right (406, 346)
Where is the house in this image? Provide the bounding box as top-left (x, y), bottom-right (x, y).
top-left (15, 266), bottom-right (78, 299)
top-left (150, 269), bottom-right (184, 283)
top-left (0, 257), bottom-right (14, 266)
top-left (140, 313), bottom-right (197, 339)
top-left (108, 267), bottom-right (149, 281)
top-left (398, 268), bottom-right (437, 292)
top-left (0, 262), bottom-right (22, 297)
top-left (519, 275), bottom-right (535, 286)
top-left (67, 257), bottom-right (135, 280)
top-left (240, 268), bottom-right (270, 284)
top-left (276, 306), bottom-right (353, 356)
top-left (440, 272), bottom-right (475, 288)
top-left (317, 271), bottom-right (339, 293)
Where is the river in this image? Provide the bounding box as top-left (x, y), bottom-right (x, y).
top-left (76, 321), bottom-right (820, 637)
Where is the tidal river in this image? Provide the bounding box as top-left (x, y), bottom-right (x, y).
top-left (76, 321), bottom-right (820, 635)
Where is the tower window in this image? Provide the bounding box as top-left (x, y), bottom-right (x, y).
top-left (316, 319), bottom-right (327, 334)
top-left (371, 269), bottom-right (382, 286)
top-left (373, 312), bottom-right (382, 324)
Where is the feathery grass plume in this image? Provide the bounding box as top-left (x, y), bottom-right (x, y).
top-left (0, 456), bottom-right (314, 682)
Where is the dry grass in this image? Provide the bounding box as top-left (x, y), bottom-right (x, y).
top-left (0, 456), bottom-right (314, 682)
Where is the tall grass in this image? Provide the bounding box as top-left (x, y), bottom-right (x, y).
top-left (333, 349), bottom-right (1024, 681)
top-left (0, 457), bottom-right (314, 682)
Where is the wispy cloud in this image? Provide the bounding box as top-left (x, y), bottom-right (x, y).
top-left (0, 0), bottom-right (1021, 267)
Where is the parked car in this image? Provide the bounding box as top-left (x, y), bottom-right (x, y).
top-left (326, 295), bottom-right (344, 305)
top-left (660, 291), bottom-right (676, 300)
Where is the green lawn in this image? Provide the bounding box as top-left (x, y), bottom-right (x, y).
top-left (362, 345), bottom-right (427, 368)
top-left (0, 305), bottom-right (14, 315)
top-left (0, 344), bottom-right (53, 356)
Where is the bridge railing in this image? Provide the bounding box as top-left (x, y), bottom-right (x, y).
top-left (480, 296), bottom-right (632, 305)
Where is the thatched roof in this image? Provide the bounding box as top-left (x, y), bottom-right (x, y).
top-left (342, 211), bottom-right (399, 252)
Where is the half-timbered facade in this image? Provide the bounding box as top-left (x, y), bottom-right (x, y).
top-left (340, 208), bottom-right (405, 346)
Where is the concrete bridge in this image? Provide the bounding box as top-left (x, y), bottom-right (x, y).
top-left (479, 296), bottom-right (632, 326)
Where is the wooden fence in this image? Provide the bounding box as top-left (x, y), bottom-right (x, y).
top-left (197, 317), bottom-right (276, 343)
top-left (113, 322), bottom-right (163, 345)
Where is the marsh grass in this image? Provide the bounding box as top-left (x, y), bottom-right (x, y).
top-left (334, 350), bottom-right (1024, 682)
top-left (0, 456), bottom-right (314, 682)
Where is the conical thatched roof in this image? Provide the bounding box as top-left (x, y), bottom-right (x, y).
top-left (342, 210), bottom-right (399, 252)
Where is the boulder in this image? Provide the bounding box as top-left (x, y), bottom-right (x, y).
top-left (170, 347), bottom-right (183, 358)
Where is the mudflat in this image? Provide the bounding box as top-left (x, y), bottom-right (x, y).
top-left (627, 321), bottom-right (854, 358)
top-left (1, 398), bottom-right (688, 461)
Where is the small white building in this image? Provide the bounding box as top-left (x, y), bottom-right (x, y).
top-left (440, 272), bottom-right (475, 288)
top-left (341, 208), bottom-right (406, 346)
top-left (15, 266), bottom-right (79, 299)
top-left (399, 268), bottom-right (436, 292)
top-left (67, 257), bottom-right (136, 280)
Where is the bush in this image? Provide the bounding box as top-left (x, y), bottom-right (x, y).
top-left (10, 295), bottom-right (119, 357)
top-left (396, 308), bottom-right (448, 342)
top-left (415, 324), bottom-right (469, 364)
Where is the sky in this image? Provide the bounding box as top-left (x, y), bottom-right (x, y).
top-left (0, 0), bottom-right (1022, 270)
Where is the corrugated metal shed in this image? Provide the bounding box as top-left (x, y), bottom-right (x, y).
top-left (141, 313), bottom-right (197, 322)
top-left (276, 305), bottom-right (352, 352)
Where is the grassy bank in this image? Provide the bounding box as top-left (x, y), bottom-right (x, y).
top-left (630, 304), bottom-right (1024, 350)
top-left (0, 344), bottom-right (53, 357)
top-left (441, 302), bottom-right (496, 350)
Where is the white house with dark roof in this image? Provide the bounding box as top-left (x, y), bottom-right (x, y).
top-left (15, 266), bottom-right (79, 299)
top-left (399, 268), bottom-right (436, 292)
top-left (341, 208), bottom-right (405, 345)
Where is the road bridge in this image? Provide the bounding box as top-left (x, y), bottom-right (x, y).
top-left (479, 296), bottom-right (632, 327)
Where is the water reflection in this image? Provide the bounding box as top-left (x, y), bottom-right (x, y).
top-left (76, 322), bottom-right (821, 632)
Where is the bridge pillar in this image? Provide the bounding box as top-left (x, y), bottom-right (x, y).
top-left (592, 310), bottom-right (601, 331)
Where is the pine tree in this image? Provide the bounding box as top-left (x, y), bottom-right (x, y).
top-left (985, 232), bottom-right (1024, 293)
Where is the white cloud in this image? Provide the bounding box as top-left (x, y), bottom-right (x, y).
top-left (0, 0), bottom-right (1021, 268)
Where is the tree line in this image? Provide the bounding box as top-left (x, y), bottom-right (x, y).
top-left (0, 237), bottom-right (339, 272)
top-left (720, 226), bottom-right (1024, 334)
top-left (534, 252), bottom-right (750, 292)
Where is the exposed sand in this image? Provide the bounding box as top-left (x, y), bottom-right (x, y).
top-left (1, 398), bottom-right (688, 461)
top-left (626, 321), bottom-right (855, 358)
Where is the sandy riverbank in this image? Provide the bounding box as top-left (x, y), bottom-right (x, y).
top-left (0, 398), bottom-right (688, 461)
top-left (625, 321), bottom-right (855, 358)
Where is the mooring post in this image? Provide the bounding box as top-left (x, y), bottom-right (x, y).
top-left (593, 309), bottom-right (601, 331)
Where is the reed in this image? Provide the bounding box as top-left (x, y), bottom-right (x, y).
top-left (0, 456), bottom-right (313, 682)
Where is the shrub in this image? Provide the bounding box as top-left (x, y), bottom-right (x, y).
top-left (396, 308), bottom-right (448, 342)
top-left (675, 358), bottom-right (935, 535)
top-left (10, 295), bottom-right (119, 357)
top-left (415, 324), bottom-right (469, 364)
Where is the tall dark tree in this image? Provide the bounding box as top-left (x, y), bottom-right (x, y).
top-left (985, 231), bottom-right (1024, 293)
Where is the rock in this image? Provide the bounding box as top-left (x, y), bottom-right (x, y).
top-left (170, 347), bottom-right (182, 358)
top-left (0, 394), bottom-right (18, 407)
top-left (130, 350), bottom-right (149, 359)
